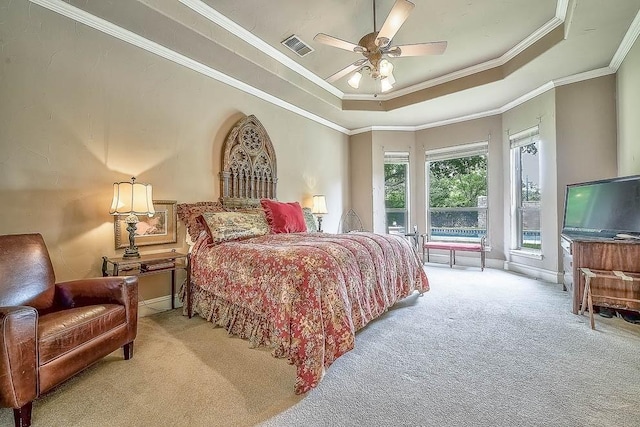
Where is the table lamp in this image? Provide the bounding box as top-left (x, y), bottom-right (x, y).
top-left (109, 177), bottom-right (155, 258)
top-left (312, 195), bottom-right (328, 232)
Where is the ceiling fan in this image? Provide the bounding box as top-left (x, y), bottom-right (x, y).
top-left (314, 0), bottom-right (447, 92)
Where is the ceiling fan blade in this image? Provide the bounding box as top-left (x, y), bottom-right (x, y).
top-left (388, 41), bottom-right (447, 57)
top-left (326, 59), bottom-right (368, 83)
top-left (376, 0), bottom-right (415, 47)
top-left (314, 33), bottom-right (363, 53)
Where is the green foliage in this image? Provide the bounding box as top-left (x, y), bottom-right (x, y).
top-left (429, 155), bottom-right (487, 208)
top-left (384, 154), bottom-right (489, 213)
top-left (384, 163), bottom-right (407, 208)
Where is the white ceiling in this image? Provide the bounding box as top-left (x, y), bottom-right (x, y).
top-left (34, 0), bottom-right (640, 133)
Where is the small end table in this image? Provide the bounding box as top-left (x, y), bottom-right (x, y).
top-left (102, 251), bottom-right (188, 309)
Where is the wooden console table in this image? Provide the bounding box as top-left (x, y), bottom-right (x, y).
top-left (102, 251), bottom-right (188, 310)
top-left (562, 235), bottom-right (640, 314)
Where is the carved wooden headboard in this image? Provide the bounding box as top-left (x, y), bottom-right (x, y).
top-left (220, 115), bottom-right (278, 208)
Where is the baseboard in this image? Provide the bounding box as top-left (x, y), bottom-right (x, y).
top-left (503, 261), bottom-right (563, 283)
top-left (138, 294), bottom-right (182, 317)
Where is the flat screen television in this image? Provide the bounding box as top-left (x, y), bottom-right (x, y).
top-left (562, 175), bottom-right (640, 239)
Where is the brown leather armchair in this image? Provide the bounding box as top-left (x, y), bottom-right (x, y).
top-left (0, 234), bottom-right (138, 427)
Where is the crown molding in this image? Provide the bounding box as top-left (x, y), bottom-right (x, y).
top-left (28, 0), bottom-right (350, 135)
top-left (350, 64), bottom-right (618, 135)
top-left (555, 0), bottom-right (570, 21)
top-left (178, 0), bottom-right (344, 98)
top-left (185, 0), bottom-right (568, 103)
top-left (609, 9), bottom-right (640, 71)
top-left (501, 82), bottom-right (555, 112)
top-left (552, 67), bottom-right (615, 87)
top-left (27, 0), bottom-right (632, 138)
top-left (342, 16), bottom-right (564, 102)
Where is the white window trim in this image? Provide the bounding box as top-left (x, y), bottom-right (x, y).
top-left (384, 152), bottom-right (410, 234)
top-left (509, 126), bottom-right (541, 253)
top-left (510, 249), bottom-right (544, 260)
top-left (425, 141), bottom-right (489, 243)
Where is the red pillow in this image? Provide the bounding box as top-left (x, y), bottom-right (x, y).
top-left (260, 199), bottom-right (307, 233)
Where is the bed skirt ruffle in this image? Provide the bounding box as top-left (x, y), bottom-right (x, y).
top-left (182, 281), bottom-right (288, 358)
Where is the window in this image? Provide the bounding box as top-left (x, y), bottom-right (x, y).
top-left (426, 142), bottom-right (488, 242)
top-left (384, 152), bottom-right (410, 235)
top-left (510, 126), bottom-right (541, 252)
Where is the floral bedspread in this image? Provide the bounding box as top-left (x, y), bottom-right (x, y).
top-left (187, 231), bottom-right (429, 394)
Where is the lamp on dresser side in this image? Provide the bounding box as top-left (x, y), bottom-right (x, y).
top-left (312, 195), bottom-right (328, 232)
top-left (109, 177), bottom-right (155, 258)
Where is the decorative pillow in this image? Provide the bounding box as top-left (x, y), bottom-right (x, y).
top-left (200, 211), bottom-right (270, 243)
top-left (177, 201), bottom-right (226, 241)
top-left (302, 207), bottom-right (317, 232)
top-left (260, 199), bottom-right (307, 233)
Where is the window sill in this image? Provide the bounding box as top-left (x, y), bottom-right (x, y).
top-left (510, 249), bottom-right (543, 260)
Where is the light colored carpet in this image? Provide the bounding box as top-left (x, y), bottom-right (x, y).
top-left (2, 265), bottom-right (639, 426)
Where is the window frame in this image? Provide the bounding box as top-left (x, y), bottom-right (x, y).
top-left (425, 141), bottom-right (489, 244)
top-left (509, 126), bottom-right (542, 254)
top-left (384, 151), bottom-right (410, 235)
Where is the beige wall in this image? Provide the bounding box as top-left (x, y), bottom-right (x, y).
top-left (0, 2), bottom-right (349, 300)
top-left (555, 76), bottom-right (618, 263)
top-left (349, 132), bottom-right (374, 232)
top-left (617, 35), bottom-right (640, 176)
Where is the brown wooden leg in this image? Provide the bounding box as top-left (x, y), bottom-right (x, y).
top-left (186, 260), bottom-right (193, 318)
top-left (587, 283), bottom-right (595, 330)
top-left (13, 402), bottom-right (32, 427)
top-left (580, 275), bottom-right (591, 316)
top-left (123, 342), bottom-right (134, 360)
top-left (171, 270), bottom-right (176, 310)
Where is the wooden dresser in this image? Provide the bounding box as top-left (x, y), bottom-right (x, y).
top-left (562, 234), bottom-right (640, 314)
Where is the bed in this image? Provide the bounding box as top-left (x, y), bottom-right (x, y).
top-left (180, 115), bottom-right (429, 394)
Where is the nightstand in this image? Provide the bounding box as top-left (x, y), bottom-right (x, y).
top-left (102, 251), bottom-right (188, 309)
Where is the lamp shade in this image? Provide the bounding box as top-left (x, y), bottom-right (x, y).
top-left (380, 78), bottom-right (393, 93)
top-left (379, 59), bottom-right (394, 77)
top-left (312, 195), bottom-right (328, 215)
top-left (109, 177), bottom-right (155, 216)
top-left (347, 71), bottom-right (362, 89)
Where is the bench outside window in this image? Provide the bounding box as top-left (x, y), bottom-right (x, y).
top-left (421, 236), bottom-right (486, 271)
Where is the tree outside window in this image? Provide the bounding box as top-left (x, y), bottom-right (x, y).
top-left (427, 148), bottom-right (488, 242)
top-left (384, 153), bottom-right (409, 234)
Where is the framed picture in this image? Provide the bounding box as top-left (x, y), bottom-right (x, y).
top-left (114, 200), bottom-right (177, 249)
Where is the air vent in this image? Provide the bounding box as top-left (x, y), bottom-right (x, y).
top-left (281, 34), bottom-right (314, 57)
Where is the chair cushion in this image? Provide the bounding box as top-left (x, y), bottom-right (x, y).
top-left (424, 241), bottom-right (483, 252)
top-left (38, 305), bottom-right (126, 364)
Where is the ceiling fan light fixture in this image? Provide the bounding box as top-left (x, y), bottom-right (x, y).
top-left (387, 71), bottom-right (396, 85)
top-left (348, 71), bottom-right (363, 89)
top-left (317, 0), bottom-right (445, 93)
top-left (380, 77), bottom-right (393, 92)
top-left (379, 59), bottom-right (394, 77)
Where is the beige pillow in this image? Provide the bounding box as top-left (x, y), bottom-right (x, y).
top-left (200, 211), bottom-right (269, 243)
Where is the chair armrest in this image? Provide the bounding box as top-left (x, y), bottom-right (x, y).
top-left (0, 306), bottom-right (38, 409)
top-left (55, 276), bottom-right (137, 308)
